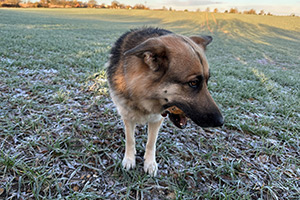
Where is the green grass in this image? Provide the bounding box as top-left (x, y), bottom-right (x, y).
top-left (0, 8), bottom-right (299, 199)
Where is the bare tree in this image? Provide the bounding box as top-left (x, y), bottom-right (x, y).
top-left (111, 0), bottom-right (119, 9)
top-left (259, 10), bottom-right (265, 15)
top-left (229, 8), bottom-right (238, 14)
top-left (133, 4), bottom-right (148, 9)
top-left (87, 0), bottom-right (97, 8)
top-left (244, 9), bottom-right (257, 15)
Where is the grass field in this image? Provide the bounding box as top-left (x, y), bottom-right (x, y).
top-left (0, 8), bottom-right (299, 199)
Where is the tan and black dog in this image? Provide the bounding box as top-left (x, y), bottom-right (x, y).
top-left (107, 28), bottom-right (223, 176)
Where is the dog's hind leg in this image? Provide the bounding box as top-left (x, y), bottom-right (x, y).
top-left (144, 118), bottom-right (164, 176)
top-left (122, 119), bottom-right (136, 170)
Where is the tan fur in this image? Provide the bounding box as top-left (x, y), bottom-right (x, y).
top-left (113, 66), bottom-right (126, 93)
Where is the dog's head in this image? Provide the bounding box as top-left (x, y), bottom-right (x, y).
top-left (124, 34), bottom-right (224, 128)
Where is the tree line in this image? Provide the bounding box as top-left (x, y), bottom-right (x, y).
top-left (224, 7), bottom-right (272, 16)
top-left (0, 0), bottom-right (149, 9)
top-left (0, 0), bottom-right (297, 16)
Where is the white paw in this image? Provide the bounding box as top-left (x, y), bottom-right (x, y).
top-left (144, 160), bottom-right (158, 176)
top-left (122, 156), bottom-right (136, 170)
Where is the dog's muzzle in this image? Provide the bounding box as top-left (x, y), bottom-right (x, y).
top-left (163, 102), bottom-right (224, 128)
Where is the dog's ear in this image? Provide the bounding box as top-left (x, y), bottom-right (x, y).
top-left (189, 35), bottom-right (213, 50)
top-left (124, 38), bottom-right (168, 71)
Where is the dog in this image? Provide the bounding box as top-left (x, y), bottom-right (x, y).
top-left (107, 27), bottom-right (223, 176)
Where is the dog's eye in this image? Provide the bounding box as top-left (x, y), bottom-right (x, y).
top-left (188, 80), bottom-right (200, 88)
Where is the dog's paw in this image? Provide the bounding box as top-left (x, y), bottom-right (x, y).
top-left (122, 157), bottom-right (136, 170)
top-left (144, 160), bottom-right (158, 176)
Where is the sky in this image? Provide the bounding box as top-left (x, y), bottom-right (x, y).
top-left (99, 0), bottom-right (300, 15)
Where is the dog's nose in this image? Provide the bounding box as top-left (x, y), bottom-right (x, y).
top-left (215, 115), bottom-right (224, 127)
top-left (193, 112), bottom-right (224, 128)
top-left (209, 112), bottom-right (224, 127)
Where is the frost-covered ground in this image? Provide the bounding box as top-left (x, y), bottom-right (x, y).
top-left (0, 8), bottom-right (299, 199)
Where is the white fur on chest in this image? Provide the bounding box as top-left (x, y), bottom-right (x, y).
top-left (110, 91), bottom-right (163, 124)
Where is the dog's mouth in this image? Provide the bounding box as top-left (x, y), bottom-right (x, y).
top-left (161, 106), bottom-right (187, 129)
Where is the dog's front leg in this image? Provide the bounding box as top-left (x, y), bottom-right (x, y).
top-left (144, 118), bottom-right (163, 176)
top-left (122, 119), bottom-right (136, 170)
